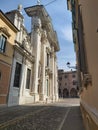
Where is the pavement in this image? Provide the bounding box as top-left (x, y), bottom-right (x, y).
top-left (0, 98), bottom-right (86, 130)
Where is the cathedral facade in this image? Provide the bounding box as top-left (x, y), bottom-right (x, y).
top-left (0, 4), bottom-right (59, 106)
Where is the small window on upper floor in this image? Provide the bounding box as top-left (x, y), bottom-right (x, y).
top-left (73, 80), bottom-right (77, 85)
top-left (65, 75), bottom-right (67, 78)
top-left (65, 83), bottom-right (67, 86)
top-left (0, 34), bottom-right (7, 53)
top-left (59, 77), bottom-right (62, 81)
top-left (72, 74), bottom-right (76, 78)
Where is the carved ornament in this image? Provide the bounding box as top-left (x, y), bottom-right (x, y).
top-left (0, 27), bottom-right (10, 37)
top-left (22, 37), bottom-right (31, 52)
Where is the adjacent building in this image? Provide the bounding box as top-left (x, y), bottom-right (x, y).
top-left (58, 69), bottom-right (78, 98)
top-left (0, 10), bottom-right (18, 106)
top-left (67, 0), bottom-right (98, 129)
top-left (0, 4), bottom-right (60, 106)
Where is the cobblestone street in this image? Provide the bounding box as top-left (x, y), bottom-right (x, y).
top-left (0, 98), bottom-right (85, 130)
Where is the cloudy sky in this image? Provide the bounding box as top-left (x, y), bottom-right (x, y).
top-left (0, 0), bottom-right (76, 71)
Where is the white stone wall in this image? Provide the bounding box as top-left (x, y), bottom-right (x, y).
top-left (8, 8), bottom-right (34, 106)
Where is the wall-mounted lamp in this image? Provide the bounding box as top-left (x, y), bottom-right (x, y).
top-left (66, 62), bottom-right (77, 69)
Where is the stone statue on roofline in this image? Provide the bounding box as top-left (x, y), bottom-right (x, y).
top-left (37, 0), bottom-right (41, 5)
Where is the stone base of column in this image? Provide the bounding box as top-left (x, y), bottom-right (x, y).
top-left (30, 92), bottom-right (39, 102)
top-left (39, 94), bottom-right (45, 101)
top-left (51, 95), bottom-right (56, 103)
top-left (39, 94), bottom-right (53, 104)
top-left (55, 94), bottom-right (59, 102)
top-left (51, 95), bottom-right (58, 102)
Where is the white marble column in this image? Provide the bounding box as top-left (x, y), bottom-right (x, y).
top-left (31, 16), bottom-right (41, 101)
top-left (51, 47), bottom-right (55, 101)
top-left (54, 57), bottom-right (59, 101)
top-left (39, 30), bottom-right (47, 101)
top-left (40, 44), bottom-right (46, 100)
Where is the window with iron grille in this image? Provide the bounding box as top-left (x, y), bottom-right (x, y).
top-left (26, 68), bottom-right (31, 89)
top-left (14, 62), bottom-right (22, 87)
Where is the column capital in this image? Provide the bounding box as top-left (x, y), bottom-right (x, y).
top-left (32, 16), bottom-right (42, 35)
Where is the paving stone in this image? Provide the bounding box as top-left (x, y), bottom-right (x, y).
top-left (0, 99), bottom-right (86, 130)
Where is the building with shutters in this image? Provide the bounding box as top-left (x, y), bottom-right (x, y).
top-left (0, 10), bottom-right (18, 106)
top-left (67, 0), bottom-right (98, 129)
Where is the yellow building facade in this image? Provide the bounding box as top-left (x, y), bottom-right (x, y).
top-left (0, 10), bottom-right (18, 106)
top-left (67, 0), bottom-right (98, 130)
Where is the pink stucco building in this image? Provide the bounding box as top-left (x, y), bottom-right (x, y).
top-left (58, 69), bottom-right (79, 98)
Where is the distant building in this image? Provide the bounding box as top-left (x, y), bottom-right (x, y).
top-left (67, 0), bottom-right (98, 129)
top-left (0, 10), bottom-right (18, 106)
top-left (58, 69), bottom-right (79, 98)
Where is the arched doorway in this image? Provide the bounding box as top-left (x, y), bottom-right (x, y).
top-left (63, 88), bottom-right (69, 98)
top-left (70, 88), bottom-right (77, 97)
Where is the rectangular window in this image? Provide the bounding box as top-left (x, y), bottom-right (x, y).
top-left (72, 74), bottom-right (76, 78)
top-left (26, 68), bottom-right (31, 89)
top-left (0, 34), bottom-right (7, 53)
top-left (59, 77), bottom-right (62, 80)
top-left (65, 75), bottom-right (67, 78)
top-left (46, 53), bottom-right (49, 67)
top-left (14, 62), bottom-right (22, 87)
top-left (46, 79), bottom-right (49, 96)
top-left (73, 80), bottom-right (77, 85)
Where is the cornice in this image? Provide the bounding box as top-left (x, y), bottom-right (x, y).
top-left (14, 41), bottom-right (35, 63)
top-left (0, 10), bottom-right (19, 33)
top-left (24, 5), bottom-right (60, 51)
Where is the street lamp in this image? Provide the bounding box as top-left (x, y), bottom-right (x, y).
top-left (66, 62), bottom-right (77, 69)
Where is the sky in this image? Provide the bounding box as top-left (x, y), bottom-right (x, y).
top-left (0, 0), bottom-right (76, 71)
